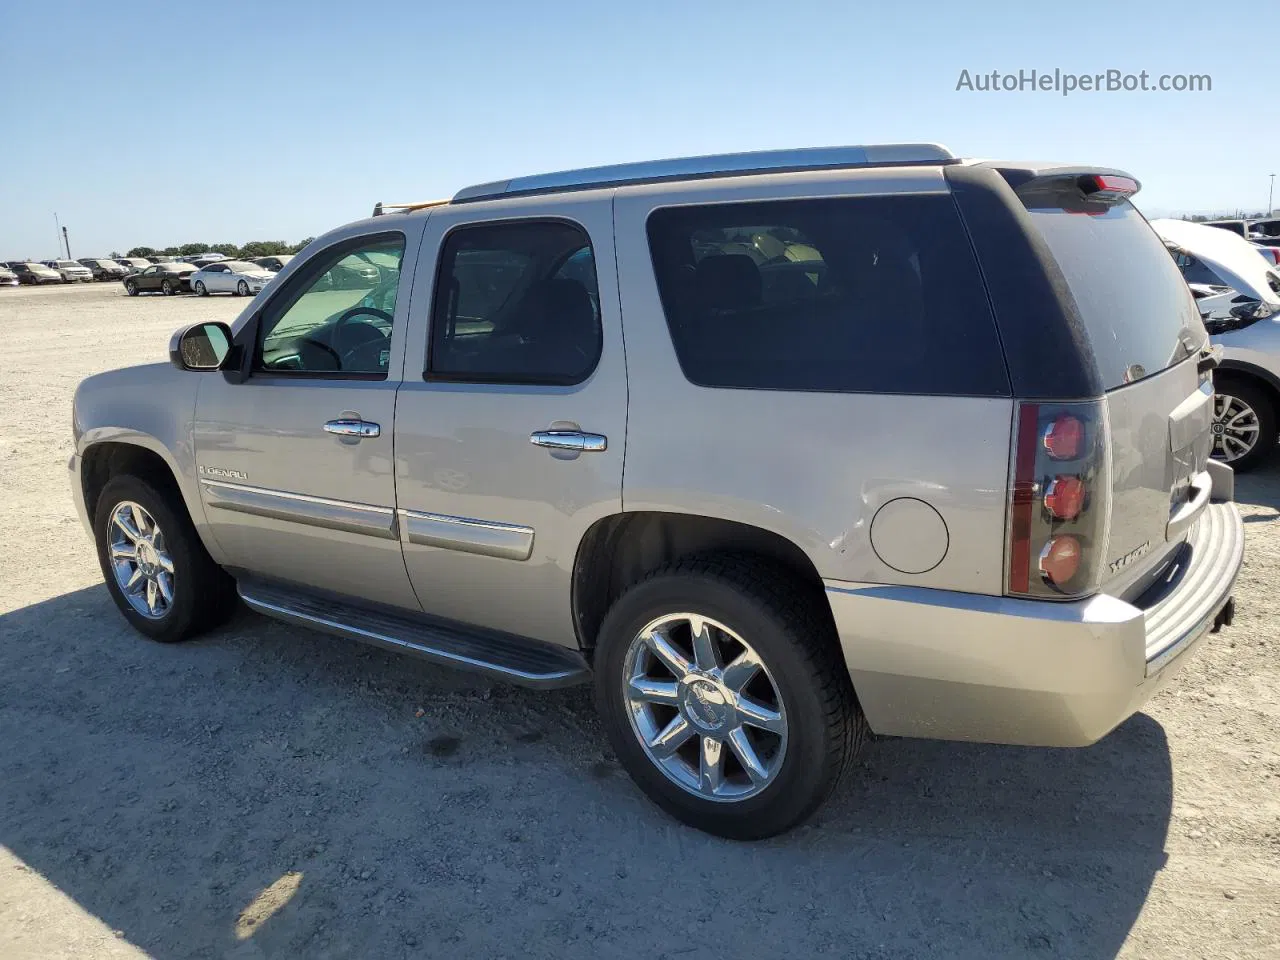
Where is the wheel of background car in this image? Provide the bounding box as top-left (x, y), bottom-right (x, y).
top-left (593, 556), bottom-right (866, 840)
top-left (237, 280), bottom-right (249, 296)
top-left (162, 280), bottom-right (174, 296)
top-left (195, 280), bottom-right (208, 296)
top-left (125, 280), bottom-right (138, 296)
top-left (1211, 379), bottom-right (1277, 472)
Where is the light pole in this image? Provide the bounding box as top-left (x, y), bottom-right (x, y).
top-left (1270, 174), bottom-right (1276, 217)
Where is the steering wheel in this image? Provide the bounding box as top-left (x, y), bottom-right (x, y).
top-left (296, 337), bottom-right (342, 368)
top-left (332, 307), bottom-right (393, 367)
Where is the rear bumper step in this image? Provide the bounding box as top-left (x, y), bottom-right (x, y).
top-left (238, 580), bottom-right (590, 689)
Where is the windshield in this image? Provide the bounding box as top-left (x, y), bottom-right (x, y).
top-left (55, 261), bottom-right (78, 268)
top-left (1024, 200), bottom-right (1203, 389)
top-left (224, 261), bottom-right (260, 273)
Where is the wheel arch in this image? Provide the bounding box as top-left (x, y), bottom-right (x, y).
top-left (79, 436), bottom-right (220, 561)
top-left (571, 511), bottom-right (834, 656)
top-left (1216, 359), bottom-right (1280, 409)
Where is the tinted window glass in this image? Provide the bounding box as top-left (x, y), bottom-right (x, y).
top-left (429, 221), bottom-right (601, 384)
top-left (646, 195), bottom-right (1009, 395)
top-left (1026, 201), bottom-right (1202, 389)
top-left (255, 234), bottom-right (404, 376)
top-left (1173, 252), bottom-right (1224, 287)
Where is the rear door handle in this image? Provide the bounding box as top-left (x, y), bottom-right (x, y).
top-left (324, 419), bottom-right (380, 438)
top-left (530, 430), bottom-right (607, 452)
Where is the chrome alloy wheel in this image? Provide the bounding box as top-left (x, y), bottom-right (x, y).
top-left (108, 501), bottom-right (175, 619)
top-left (1212, 394), bottom-right (1260, 462)
top-left (622, 613), bottom-right (788, 802)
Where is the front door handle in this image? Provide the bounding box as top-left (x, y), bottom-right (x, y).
top-left (324, 419), bottom-right (380, 439)
top-left (530, 430), bottom-right (607, 453)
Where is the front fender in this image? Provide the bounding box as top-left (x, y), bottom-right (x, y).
top-left (73, 363), bottom-right (224, 562)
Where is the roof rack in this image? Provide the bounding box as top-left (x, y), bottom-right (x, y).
top-left (452, 143), bottom-right (955, 204)
top-left (371, 199), bottom-right (451, 217)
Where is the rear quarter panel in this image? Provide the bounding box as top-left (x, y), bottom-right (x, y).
top-left (613, 170), bottom-right (1014, 592)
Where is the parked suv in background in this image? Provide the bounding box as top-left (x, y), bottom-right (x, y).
top-left (79, 258), bottom-right (129, 281)
top-left (70, 144), bottom-right (1243, 838)
top-left (42, 259), bottom-right (94, 282)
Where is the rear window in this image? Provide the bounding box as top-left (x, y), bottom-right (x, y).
top-left (1025, 201), bottom-right (1203, 389)
top-left (646, 195), bottom-right (1010, 396)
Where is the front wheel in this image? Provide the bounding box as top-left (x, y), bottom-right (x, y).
top-left (1211, 379), bottom-right (1277, 472)
top-left (236, 279), bottom-right (249, 297)
top-left (125, 280), bottom-right (138, 296)
top-left (594, 557), bottom-right (865, 840)
top-left (195, 280), bottom-right (208, 296)
top-left (94, 474), bottom-right (236, 642)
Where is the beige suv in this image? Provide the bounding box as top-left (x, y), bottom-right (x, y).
top-left (71, 144), bottom-right (1244, 838)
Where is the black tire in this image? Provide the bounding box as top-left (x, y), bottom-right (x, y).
top-left (93, 474), bottom-right (236, 643)
top-left (236, 279), bottom-right (249, 297)
top-left (594, 556), bottom-right (865, 840)
top-left (125, 280), bottom-right (138, 296)
top-left (195, 280), bottom-right (208, 296)
top-left (1212, 378), bottom-right (1277, 473)
top-left (162, 279), bottom-right (174, 295)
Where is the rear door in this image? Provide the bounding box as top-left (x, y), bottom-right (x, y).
top-left (393, 194), bottom-right (627, 646)
top-left (1021, 191), bottom-right (1213, 597)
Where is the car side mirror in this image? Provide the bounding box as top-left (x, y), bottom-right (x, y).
top-left (170, 321), bottom-right (233, 371)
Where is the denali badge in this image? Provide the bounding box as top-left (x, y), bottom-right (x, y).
top-left (199, 465), bottom-right (248, 481)
top-left (1109, 540), bottom-right (1151, 573)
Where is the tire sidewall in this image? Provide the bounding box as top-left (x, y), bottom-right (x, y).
top-left (94, 475), bottom-right (202, 642)
top-left (125, 281), bottom-right (137, 296)
top-left (595, 571), bottom-right (843, 837)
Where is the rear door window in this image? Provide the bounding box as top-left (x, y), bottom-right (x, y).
top-left (1024, 200), bottom-right (1203, 388)
top-left (645, 195), bottom-right (1010, 396)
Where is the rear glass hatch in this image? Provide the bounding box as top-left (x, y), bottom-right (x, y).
top-left (1014, 171), bottom-right (1214, 599)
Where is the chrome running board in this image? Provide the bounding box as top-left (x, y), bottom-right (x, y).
top-left (237, 579), bottom-right (590, 689)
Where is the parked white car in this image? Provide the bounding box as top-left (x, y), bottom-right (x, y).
top-left (41, 259), bottom-right (94, 283)
top-left (1153, 218), bottom-right (1280, 470)
top-left (190, 260), bottom-right (274, 297)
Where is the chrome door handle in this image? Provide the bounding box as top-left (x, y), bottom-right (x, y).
top-left (530, 430), bottom-right (607, 452)
top-left (324, 419), bottom-right (380, 438)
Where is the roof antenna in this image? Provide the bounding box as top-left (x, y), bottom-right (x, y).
top-left (372, 201), bottom-right (384, 217)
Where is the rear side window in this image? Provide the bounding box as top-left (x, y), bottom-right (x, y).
top-left (646, 195), bottom-right (1010, 396)
top-left (1025, 200), bottom-right (1203, 389)
top-left (428, 220), bottom-right (601, 385)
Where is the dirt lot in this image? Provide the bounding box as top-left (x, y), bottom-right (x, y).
top-left (1, 282), bottom-right (1277, 959)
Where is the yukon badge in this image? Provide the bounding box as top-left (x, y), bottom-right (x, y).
top-left (199, 465), bottom-right (248, 481)
top-left (1109, 540), bottom-right (1151, 573)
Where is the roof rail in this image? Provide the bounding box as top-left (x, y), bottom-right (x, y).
top-left (371, 199), bottom-right (451, 217)
top-left (452, 143), bottom-right (956, 204)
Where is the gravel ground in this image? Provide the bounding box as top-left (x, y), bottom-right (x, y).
top-left (1, 283), bottom-right (1278, 960)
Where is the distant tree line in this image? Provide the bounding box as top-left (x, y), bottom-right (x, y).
top-left (1179, 211), bottom-right (1273, 222)
top-left (113, 238), bottom-right (316, 259)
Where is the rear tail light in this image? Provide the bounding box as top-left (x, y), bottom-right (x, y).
top-left (1006, 401), bottom-right (1111, 599)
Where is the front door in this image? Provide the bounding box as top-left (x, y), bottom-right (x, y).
top-left (193, 226), bottom-right (424, 609)
top-left (394, 200), bottom-right (627, 646)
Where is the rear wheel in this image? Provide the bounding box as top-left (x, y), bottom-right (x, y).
top-left (161, 279), bottom-right (174, 295)
top-left (594, 556), bottom-right (865, 839)
top-left (1211, 378), bottom-right (1276, 472)
top-left (93, 474), bottom-right (236, 642)
top-left (125, 280), bottom-right (138, 296)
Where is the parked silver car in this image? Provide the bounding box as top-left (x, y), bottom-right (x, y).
top-left (70, 144), bottom-right (1244, 838)
top-left (189, 260), bottom-right (274, 297)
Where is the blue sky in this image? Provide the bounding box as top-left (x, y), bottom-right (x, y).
top-left (1, 0), bottom-right (1275, 259)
